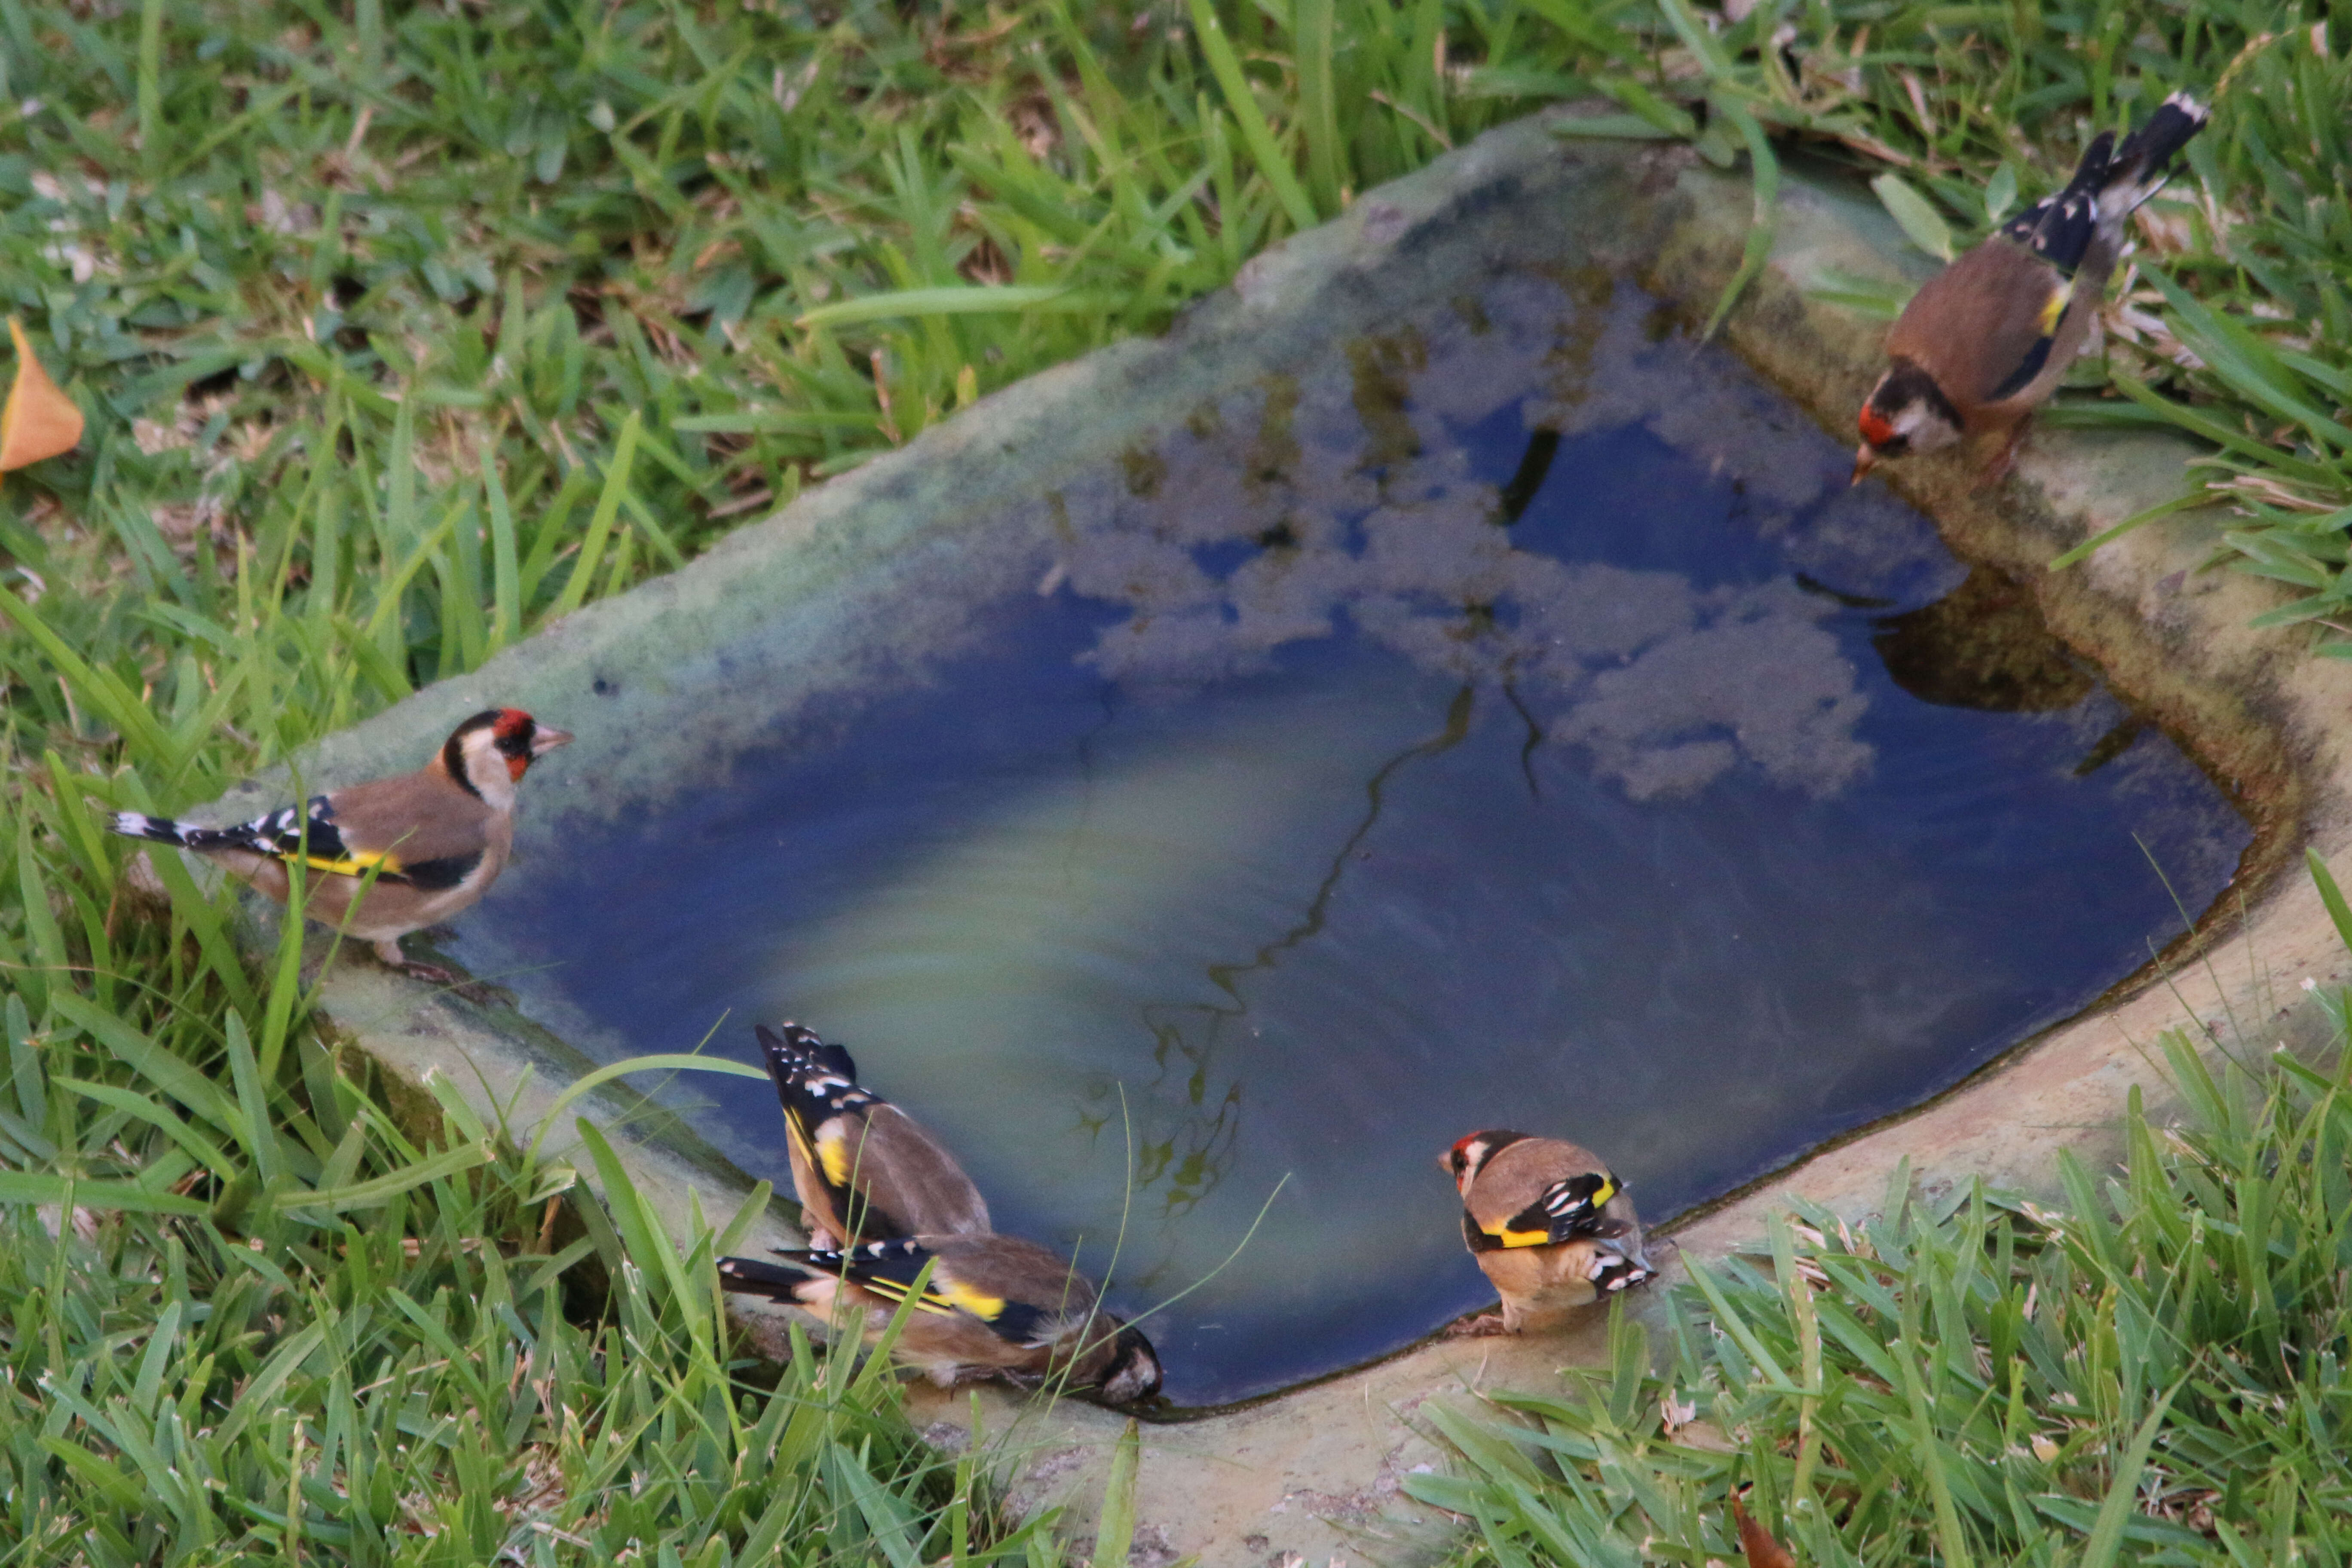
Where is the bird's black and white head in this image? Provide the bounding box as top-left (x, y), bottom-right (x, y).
top-left (1854, 359), bottom-right (1965, 482)
top-left (1444, 1129), bottom-right (1528, 1195)
top-left (1092, 1318), bottom-right (1164, 1406)
top-left (439, 708), bottom-right (573, 810)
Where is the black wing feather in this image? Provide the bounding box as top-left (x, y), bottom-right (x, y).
top-left (109, 796), bottom-right (420, 884)
top-left (787, 1240), bottom-right (1055, 1348)
top-left (1986, 335), bottom-right (2058, 402)
top-left (395, 849), bottom-right (485, 891)
top-left (761, 1023), bottom-right (909, 1236)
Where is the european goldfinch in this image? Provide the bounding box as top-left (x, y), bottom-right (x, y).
top-left (757, 1021), bottom-right (992, 1248)
top-left (111, 707), bottom-right (571, 982)
top-left (1854, 92), bottom-right (2209, 484)
top-left (719, 1234), bottom-right (1164, 1405)
top-left (1445, 1129), bottom-right (1654, 1335)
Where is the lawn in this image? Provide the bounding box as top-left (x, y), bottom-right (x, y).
top-left (0, 0), bottom-right (2345, 1560)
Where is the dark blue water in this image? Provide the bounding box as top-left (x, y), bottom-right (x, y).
top-left (448, 280), bottom-right (2249, 1409)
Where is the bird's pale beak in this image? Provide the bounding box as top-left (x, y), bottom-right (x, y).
top-left (531, 727), bottom-right (574, 756)
top-left (1850, 444), bottom-right (1878, 486)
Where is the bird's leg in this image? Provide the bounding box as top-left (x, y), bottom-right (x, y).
top-left (370, 936), bottom-right (479, 994)
top-left (927, 1364), bottom-right (1001, 1390)
top-left (1975, 416), bottom-right (2033, 490)
top-left (1444, 1312), bottom-right (1514, 1339)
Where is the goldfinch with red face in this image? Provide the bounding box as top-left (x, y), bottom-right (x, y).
top-left (719, 1234), bottom-right (1163, 1405)
top-left (758, 1021), bottom-right (992, 1249)
top-left (1445, 1129), bottom-right (1654, 1335)
top-left (1854, 92), bottom-right (2209, 484)
top-left (111, 708), bottom-right (570, 982)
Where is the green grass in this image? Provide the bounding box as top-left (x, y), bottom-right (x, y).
top-left (0, 873), bottom-right (1068, 1563)
top-left (0, 0), bottom-right (2346, 1559)
top-left (1413, 858), bottom-right (2352, 1567)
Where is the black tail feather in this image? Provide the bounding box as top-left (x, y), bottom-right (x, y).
top-left (108, 811), bottom-right (266, 855)
top-left (756, 1022), bottom-right (863, 1093)
top-left (716, 1255), bottom-right (819, 1302)
top-left (2000, 92), bottom-right (2208, 276)
top-left (2110, 91), bottom-right (2209, 190)
top-left (1596, 1252), bottom-right (1657, 1293)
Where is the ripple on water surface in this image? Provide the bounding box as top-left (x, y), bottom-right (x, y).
top-left (449, 277), bottom-right (2251, 1409)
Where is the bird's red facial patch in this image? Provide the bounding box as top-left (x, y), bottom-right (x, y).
top-left (494, 709), bottom-right (536, 779)
top-left (1857, 406), bottom-right (1897, 447)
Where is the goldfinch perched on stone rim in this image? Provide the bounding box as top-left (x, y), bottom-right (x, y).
top-left (757, 1021), bottom-right (992, 1249)
top-left (1445, 1129), bottom-right (1654, 1335)
top-left (1854, 91), bottom-right (2210, 485)
top-left (718, 1234), bottom-right (1164, 1405)
top-left (110, 708), bottom-right (570, 983)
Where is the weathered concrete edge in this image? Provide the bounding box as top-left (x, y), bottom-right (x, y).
top-left (193, 110), bottom-right (2352, 1568)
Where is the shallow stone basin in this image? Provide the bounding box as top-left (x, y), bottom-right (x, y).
top-left (201, 110), bottom-right (2352, 1564)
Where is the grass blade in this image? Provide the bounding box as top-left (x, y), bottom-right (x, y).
top-left (551, 411), bottom-right (640, 620)
top-left (1870, 172), bottom-right (1955, 262)
top-left (1095, 1418), bottom-right (1141, 1568)
top-left (1187, 0), bottom-right (1319, 232)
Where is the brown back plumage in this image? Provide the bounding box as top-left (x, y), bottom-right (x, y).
top-left (842, 1108), bottom-right (992, 1236)
top-left (1459, 1136), bottom-right (1625, 1234)
top-left (322, 766), bottom-right (505, 864)
top-left (1883, 238), bottom-right (2100, 423)
top-left (761, 1023), bottom-right (992, 1247)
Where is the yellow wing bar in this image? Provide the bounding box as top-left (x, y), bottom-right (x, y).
top-left (853, 1265), bottom-right (1008, 1323)
top-left (283, 846), bottom-right (404, 879)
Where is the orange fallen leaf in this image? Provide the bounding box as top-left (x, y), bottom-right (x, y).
top-left (1732, 1495), bottom-right (1796, 1568)
top-left (1, 317), bottom-right (84, 471)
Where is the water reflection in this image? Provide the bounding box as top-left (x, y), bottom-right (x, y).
top-left (1054, 280), bottom-right (1880, 805)
top-left (1104, 686), bottom-right (1477, 1218)
top-left (1872, 566), bottom-right (2095, 714)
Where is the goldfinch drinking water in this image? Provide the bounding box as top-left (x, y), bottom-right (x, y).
top-left (111, 707), bottom-right (570, 983)
top-left (1445, 1128), bottom-right (1654, 1335)
top-left (1854, 91), bottom-right (2209, 485)
top-left (758, 1021), bottom-right (992, 1248)
top-left (719, 1234), bottom-right (1164, 1405)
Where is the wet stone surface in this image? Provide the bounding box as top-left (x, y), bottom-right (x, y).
top-left (445, 273), bottom-right (2248, 1409)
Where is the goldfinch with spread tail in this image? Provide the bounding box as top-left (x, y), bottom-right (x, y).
top-left (1445, 1129), bottom-right (1654, 1335)
top-left (1854, 92), bottom-right (2209, 484)
top-left (758, 1021), bottom-right (992, 1248)
top-left (719, 1234), bottom-right (1163, 1405)
top-left (111, 708), bottom-right (570, 982)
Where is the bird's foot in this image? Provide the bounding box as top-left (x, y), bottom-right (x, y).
top-left (926, 1364), bottom-right (1000, 1390)
top-left (419, 968), bottom-right (512, 1006)
top-left (1444, 1313), bottom-right (1514, 1339)
top-left (1975, 420), bottom-right (2031, 490)
top-left (373, 945), bottom-right (502, 1004)
top-left (450, 979), bottom-right (511, 1006)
